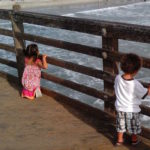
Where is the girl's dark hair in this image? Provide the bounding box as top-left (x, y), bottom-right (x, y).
top-left (23, 44), bottom-right (39, 62)
top-left (120, 53), bottom-right (142, 74)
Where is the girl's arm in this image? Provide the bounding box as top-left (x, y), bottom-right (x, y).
top-left (37, 54), bottom-right (48, 69)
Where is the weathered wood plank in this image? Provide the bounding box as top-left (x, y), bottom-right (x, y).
top-left (41, 71), bottom-right (113, 101)
top-left (20, 32), bottom-right (102, 58)
top-left (13, 11), bottom-right (150, 43)
top-left (0, 9), bottom-right (11, 20)
top-left (10, 6), bottom-right (25, 84)
top-left (0, 58), bottom-right (17, 68)
top-left (100, 49), bottom-right (150, 69)
top-left (16, 32), bottom-right (150, 70)
top-left (0, 28), bottom-right (13, 37)
top-left (0, 43), bottom-right (15, 53)
top-left (17, 32), bottom-right (150, 69)
top-left (46, 56), bottom-right (114, 82)
top-left (102, 37), bottom-right (118, 114)
top-left (0, 70), bottom-right (18, 82)
top-left (141, 105), bottom-right (150, 117)
top-left (41, 86), bottom-right (110, 119)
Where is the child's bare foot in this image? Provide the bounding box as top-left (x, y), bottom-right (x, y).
top-left (115, 132), bottom-right (124, 146)
top-left (21, 95), bottom-right (35, 100)
top-left (115, 141), bottom-right (124, 146)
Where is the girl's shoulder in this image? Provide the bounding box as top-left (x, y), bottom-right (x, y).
top-left (24, 57), bottom-right (42, 66)
top-left (35, 58), bottom-right (42, 64)
top-left (25, 57), bottom-right (29, 65)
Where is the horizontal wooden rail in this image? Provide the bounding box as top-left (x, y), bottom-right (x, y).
top-left (46, 56), bottom-right (114, 82)
top-left (0, 43), bottom-right (15, 53)
top-left (41, 71), bottom-right (113, 101)
top-left (46, 55), bottom-right (150, 87)
top-left (21, 33), bottom-right (102, 58)
top-left (19, 32), bottom-right (150, 69)
top-left (12, 11), bottom-right (150, 43)
top-left (99, 49), bottom-right (150, 69)
top-left (0, 28), bottom-right (13, 37)
top-left (141, 105), bottom-right (150, 117)
top-left (0, 70), bottom-right (18, 82)
top-left (0, 58), bottom-right (17, 68)
top-left (0, 10), bottom-right (150, 43)
top-left (0, 9), bottom-right (11, 20)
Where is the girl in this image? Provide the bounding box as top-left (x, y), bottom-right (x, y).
top-left (21, 44), bottom-right (48, 100)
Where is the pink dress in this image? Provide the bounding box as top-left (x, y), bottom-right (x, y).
top-left (21, 58), bottom-right (42, 99)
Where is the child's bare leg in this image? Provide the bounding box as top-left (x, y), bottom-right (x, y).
top-left (117, 132), bottom-right (124, 143)
top-left (132, 134), bottom-right (137, 142)
top-left (131, 134), bottom-right (141, 145)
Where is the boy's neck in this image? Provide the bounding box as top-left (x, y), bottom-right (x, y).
top-left (122, 73), bottom-right (135, 80)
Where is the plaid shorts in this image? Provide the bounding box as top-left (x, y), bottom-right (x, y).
top-left (116, 112), bottom-right (141, 134)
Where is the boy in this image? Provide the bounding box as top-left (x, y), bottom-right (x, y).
top-left (114, 53), bottom-right (150, 146)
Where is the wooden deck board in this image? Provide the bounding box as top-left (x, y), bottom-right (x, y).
top-left (0, 77), bottom-right (150, 150)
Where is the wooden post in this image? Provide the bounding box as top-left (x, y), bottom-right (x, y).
top-left (102, 36), bottom-right (119, 114)
top-left (11, 4), bottom-right (25, 84)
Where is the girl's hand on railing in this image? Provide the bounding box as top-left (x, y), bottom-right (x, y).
top-left (42, 54), bottom-right (48, 69)
top-left (42, 54), bottom-right (47, 59)
top-left (148, 86), bottom-right (150, 95)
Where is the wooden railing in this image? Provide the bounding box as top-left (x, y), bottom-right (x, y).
top-left (0, 6), bottom-right (150, 139)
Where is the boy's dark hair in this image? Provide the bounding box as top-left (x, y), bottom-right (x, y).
top-left (23, 44), bottom-right (39, 62)
top-left (120, 53), bottom-right (142, 74)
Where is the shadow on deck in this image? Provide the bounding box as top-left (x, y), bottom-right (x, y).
top-left (0, 76), bottom-right (150, 150)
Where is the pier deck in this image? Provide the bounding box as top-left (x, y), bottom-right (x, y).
top-left (0, 77), bottom-right (150, 150)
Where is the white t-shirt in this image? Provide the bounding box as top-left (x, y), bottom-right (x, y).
top-left (114, 74), bottom-right (148, 113)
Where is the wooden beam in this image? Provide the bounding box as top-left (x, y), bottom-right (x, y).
top-left (20, 32), bottom-right (102, 58)
top-left (41, 71), bottom-right (113, 101)
top-left (0, 70), bottom-right (18, 82)
top-left (0, 58), bottom-right (17, 68)
top-left (17, 33), bottom-right (150, 70)
top-left (0, 43), bottom-right (15, 53)
top-left (0, 9), bottom-right (11, 20)
top-left (102, 37), bottom-right (118, 114)
top-left (0, 28), bottom-right (13, 37)
top-left (10, 5), bottom-right (25, 84)
top-left (46, 56), bottom-right (115, 83)
top-left (141, 105), bottom-right (150, 117)
top-left (41, 86), bottom-right (110, 119)
top-left (14, 11), bottom-right (150, 43)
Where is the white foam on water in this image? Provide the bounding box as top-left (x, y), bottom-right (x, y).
top-left (63, 1), bottom-right (150, 17)
top-left (62, 13), bottom-right (75, 17)
top-left (93, 99), bottom-right (104, 110)
top-left (0, 22), bottom-right (9, 25)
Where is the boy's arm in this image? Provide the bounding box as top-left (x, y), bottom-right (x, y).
top-left (148, 86), bottom-right (150, 95)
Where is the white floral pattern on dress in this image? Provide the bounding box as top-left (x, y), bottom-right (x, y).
top-left (22, 59), bottom-right (41, 91)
